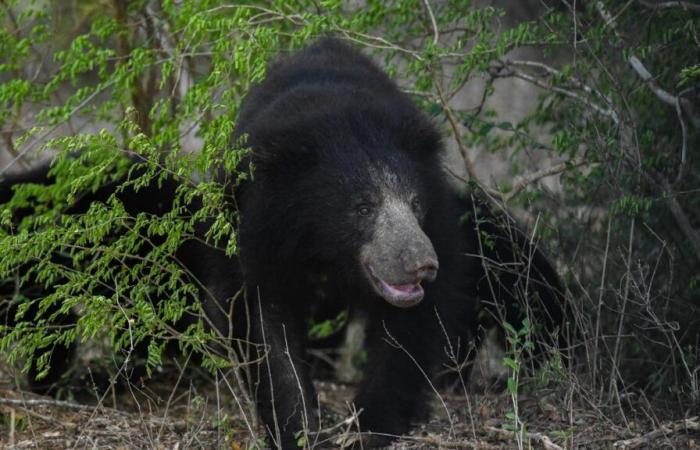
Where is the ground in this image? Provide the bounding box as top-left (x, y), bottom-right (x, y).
top-left (1, 359), bottom-right (698, 449)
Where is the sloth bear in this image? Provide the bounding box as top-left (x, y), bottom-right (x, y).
top-left (216, 38), bottom-right (565, 447)
top-left (1, 38), bottom-right (566, 448)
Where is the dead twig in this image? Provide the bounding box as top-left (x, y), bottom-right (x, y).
top-left (396, 434), bottom-right (498, 449)
top-left (491, 61), bottom-right (620, 125)
top-left (421, 0), bottom-right (439, 45)
top-left (637, 0), bottom-right (700, 12)
top-left (503, 157), bottom-right (590, 202)
top-left (0, 405), bottom-right (55, 424)
top-left (487, 426), bottom-right (566, 450)
top-left (627, 56), bottom-right (677, 107)
top-left (504, 59), bottom-right (614, 106)
top-left (613, 416), bottom-right (700, 449)
top-left (432, 69), bottom-right (498, 197)
top-left (0, 396), bottom-right (125, 415)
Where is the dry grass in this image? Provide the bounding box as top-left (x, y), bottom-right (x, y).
top-left (1, 351), bottom-right (698, 450)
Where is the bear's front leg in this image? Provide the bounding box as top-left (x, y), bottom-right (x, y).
top-left (250, 296), bottom-right (319, 449)
top-left (352, 301), bottom-right (443, 446)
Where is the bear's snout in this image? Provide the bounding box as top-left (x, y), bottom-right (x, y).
top-left (400, 247), bottom-right (439, 283)
top-left (412, 258), bottom-right (439, 283)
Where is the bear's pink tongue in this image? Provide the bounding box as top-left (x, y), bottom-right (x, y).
top-left (387, 283), bottom-right (420, 294)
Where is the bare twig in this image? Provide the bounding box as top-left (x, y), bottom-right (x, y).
top-left (281, 324), bottom-right (315, 447)
top-left (593, 218), bottom-right (613, 386)
top-left (627, 56), bottom-right (677, 106)
top-left (505, 59), bottom-right (613, 104)
top-left (673, 95), bottom-right (688, 185)
top-left (613, 416), bottom-right (700, 449)
top-left (393, 434), bottom-right (497, 449)
top-left (637, 0), bottom-right (700, 12)
top-left (421, 0), bottom-right (439, 45)
top-left (503, 157), bottom-right (590, 202)
top-left (492, 61), bottom-right (620, 124)
top-left (487, 426), bottom-right (566, 450)
top-left (0, 396), bottom-right (125, 414)
top-left (609, 218), bottom-right (635, 407)
top-left (432, 69), bottom-right (495, 194)
top-left (662, 182), bottom-right (700, 262)
top-left (435, 308), bottom-right (477, 441)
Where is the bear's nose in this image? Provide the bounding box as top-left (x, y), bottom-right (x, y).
top-left (412, 258), bottom-right (439, 282)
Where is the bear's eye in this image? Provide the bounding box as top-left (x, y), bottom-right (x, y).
top-left (357, 205), bottom-right (373, 217)
top-left (411, 197), bottom-right (421, 212)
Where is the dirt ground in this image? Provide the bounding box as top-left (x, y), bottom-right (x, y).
top-left (1, 368), bottom-right (698, 450)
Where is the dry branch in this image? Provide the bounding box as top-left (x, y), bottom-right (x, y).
top-left (613, 416), bottom-right (700, 449)
top-left (0, 396), bottom-right (123, 414)
top-left (421, 0), bottom-right (439, 45)
top-left (638, 0), bottom-right (700, 12)
top-left (396, 434), bottom-right (498, 449)
top-left (504, 157), bottom-right (590, 202)
top-left (502, 59), bottom-right (614, 111)
top-left (487, 425), bottom-right (566, 450)
top-left (432, 70), bottom-right (495, 195)
top-left (492, 61), bottom-right (620, 125)
top-left (628, 56), bottom-right (677, 107)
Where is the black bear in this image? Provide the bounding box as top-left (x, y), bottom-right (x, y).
top-left (220, 38), bottom-right (565, 447)
top-left (1, 38), bottom-right (566, 448)
top-left (229, 39), bottom-right (470, 447)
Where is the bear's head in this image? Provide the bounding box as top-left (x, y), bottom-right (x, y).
top-left (239, 88), bottom-right (444, 308)
top-left (354, 164), bottom-right (438, 308)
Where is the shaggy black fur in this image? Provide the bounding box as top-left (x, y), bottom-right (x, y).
top-left (228, 39), bottom-right (469, 447)
top-left (0, 39), bottom-right (566, 449)
top-left (225, 39), bottom-right (564, 447)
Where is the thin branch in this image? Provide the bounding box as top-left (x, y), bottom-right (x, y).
top-left (637, 0), bottom-right (700, 12)
top-left (444, 155), bottom-right (589, 203)
top-left (628, 56), bottom-right (677, 106)
top-left (613, 416), bottom-right (700, 449)
top-left (492, 62), bottom-right (620, 124)
top-left (674, 96), bottom-right (688, 185)
top-left (421, 0), bottom-right (439, 45)
top-left (506, 59), bottom-right (612, 104)
top-left (0, 77), bottom-right (119, 176)
top-left (663, 183), bottom-right (700, 262)
top-left (0, 396), bottom-right (125, 415)
top-left (503, 157), bottom-right (590, 202)
top-left (487, 426), bottom-right (566, 450)
top-left (609, 218), bottom-right (635, 403)
top-left (593, 218), bottom-right (613, 386)
top-left (432, 70), bottom-right (501, 198)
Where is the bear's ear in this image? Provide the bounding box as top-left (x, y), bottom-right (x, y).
top-left (243, 118), bottom-right (321, 176)
top-left (398, 114), bottom-right (443, 158)
top-left (252, 140), bottom-right (319, 176)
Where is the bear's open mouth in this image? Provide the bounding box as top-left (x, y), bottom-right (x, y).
top-left (365, 265), bottom-right (424, 308)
